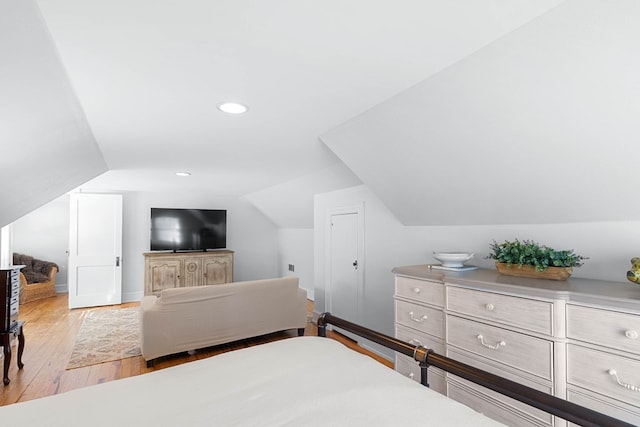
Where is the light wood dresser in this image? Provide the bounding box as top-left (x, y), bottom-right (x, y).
top-left (393, 264), bottom-right (640, 427)
top-left (144, 250), bottom-right (233, 296)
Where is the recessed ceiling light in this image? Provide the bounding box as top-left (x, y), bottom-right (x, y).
top-left (217, 102), bottom-right (248, 114)
top-left (175, 172), bottom-right (191, 177)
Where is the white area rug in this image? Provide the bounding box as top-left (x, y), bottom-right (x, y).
top-left (66, 307), bottom-right (141, 370)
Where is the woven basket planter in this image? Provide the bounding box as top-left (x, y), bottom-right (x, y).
top-left (495, 262), bottom-right (572, 281)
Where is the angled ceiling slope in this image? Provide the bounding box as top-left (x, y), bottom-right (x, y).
top-left (0, 0), bottom-right (107, 228)
top-left (34, 0), bottom-right (564, 204)
top-left (322, 0), bottom-right (640, 226)
top-left (245, 158), bottom-right (362, 229)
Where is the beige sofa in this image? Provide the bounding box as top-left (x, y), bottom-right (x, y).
top-left (140, 276), bottom-right (307, 366)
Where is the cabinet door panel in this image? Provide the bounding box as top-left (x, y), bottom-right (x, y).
top-left (203, 255), bottom-right (232, 285)
top-left (149, 260), bottom-right (181, 294)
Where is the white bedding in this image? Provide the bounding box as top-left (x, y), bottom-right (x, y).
top-left (0, 337), bottom-right (505, 426)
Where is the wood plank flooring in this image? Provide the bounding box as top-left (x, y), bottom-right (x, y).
top-left (1, 294), bottom-right (392, 406)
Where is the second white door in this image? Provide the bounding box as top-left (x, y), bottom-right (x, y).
top-left (329, 211), bottom-right (362, 324)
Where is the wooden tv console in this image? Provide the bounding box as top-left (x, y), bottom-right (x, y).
top-left (143, 250), bottom-right (234, 296)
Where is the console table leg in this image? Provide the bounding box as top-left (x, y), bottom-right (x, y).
top-left (17, 325), bottom-right (24, 369)
top-left (2, 334), bottom-right (11, 385)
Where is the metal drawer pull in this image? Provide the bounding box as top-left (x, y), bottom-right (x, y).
top-left (625, 330), bottom-right (638, 340)
top-left (608, 369), bottom-right (640, 391)
top-left (413, 287), bottom-right (421, 294)
top-left (408, 338), bottom-right (423, 346)
top-left (477, 334), bottom-right (506, 350)
top-left (485, 303), bottom-right (495, 311)
top-left (408, 372), bottom-right (414, 380)
top-left (409, 311), bottom-right (428, 322)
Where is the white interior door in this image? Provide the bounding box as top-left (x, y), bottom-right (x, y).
top-left (68, 193), bottom-right (122, 309)
top-left (329, 211), bottom-right (362, 325)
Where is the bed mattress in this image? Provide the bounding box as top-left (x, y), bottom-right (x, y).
top-left (0, 337), bottom-right (505, 426)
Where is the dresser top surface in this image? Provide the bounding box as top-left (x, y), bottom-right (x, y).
top-left (392, 264), bottom-right (640, 310)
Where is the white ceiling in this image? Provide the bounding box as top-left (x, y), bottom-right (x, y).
top-left (322, 0), bottom-right (640, 225)
top-left (34, 0), bottom-right (564, 208)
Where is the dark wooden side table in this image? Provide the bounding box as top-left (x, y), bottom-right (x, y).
top-left (1, 266), bottom-right (25, 385)
top-left (2, 320), bottom-right (24, 385)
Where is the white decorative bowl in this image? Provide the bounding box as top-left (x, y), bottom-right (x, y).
top-left (433, 252), bottom-right (475, 268)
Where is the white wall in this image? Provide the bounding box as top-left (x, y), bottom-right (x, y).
top-left (0, 225), bottom-right (12, 267)
top-left (245, 160), bottom-right (361, 229)
top-left (314, 184), bottom-right (640, 358)
top-left (278, 229), bottom-right (314, 300)
top-left (9, 188), bottom-right (280, 303)
top-left (118, 190), bottom-right (279, 302)
top-left (11, 195), bottom-right (70, 292)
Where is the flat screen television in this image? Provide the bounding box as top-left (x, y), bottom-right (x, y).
top-left (150, 208), bottom-right (227, 251)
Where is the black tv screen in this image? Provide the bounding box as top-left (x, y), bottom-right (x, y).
top-left (150, 208), bottom-right (227, 251)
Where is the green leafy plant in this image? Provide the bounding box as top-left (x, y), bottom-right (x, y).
top-left (486, 239), bottom-right (588, 271)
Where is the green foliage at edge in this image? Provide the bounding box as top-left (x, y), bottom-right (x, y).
top-left (486, 239), bottom-right (588, 271)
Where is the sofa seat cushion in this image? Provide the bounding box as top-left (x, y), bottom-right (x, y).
top-left (23, 271), bottom-right (51, 284)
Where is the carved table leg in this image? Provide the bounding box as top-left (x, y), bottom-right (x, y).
top-left (2, 333), bottom-right (11, 385)
top-left (17, 324), bottom-right (24, 370)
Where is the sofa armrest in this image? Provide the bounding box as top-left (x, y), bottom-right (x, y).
top-left (48, 266), bottom-right (58, 282)
top-left (140, 295), bottom-right (158, 311)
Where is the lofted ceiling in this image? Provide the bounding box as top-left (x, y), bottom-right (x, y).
top-left (28, 0), bottom-right (568, 227)
top-left (322, 0), bottom-right (640, 225)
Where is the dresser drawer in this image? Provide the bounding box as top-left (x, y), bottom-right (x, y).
top-left (567, 344), bottom-right (640, 409)
top-left (395, 276), bottom-right (444, 307)
top-left (567, 387), bottom-right (640, 426)
top-left (396, 323), bottom-right (444, 353)
top-left (567, 305), bottom-right (640, 356)
top-left (448, 379), bottom-right (547, 427)
top-left (447, 286), bottom-right (553, 335)
top-left (395, 300), bottom-right (444, 338)
top-left (447, 315), bottom-right (553, 381)
top-left (395, 356), bottom-right (446, 394)
top-left (11, 278), bottom-right (20, 294)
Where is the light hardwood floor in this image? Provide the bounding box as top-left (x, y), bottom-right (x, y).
top-left (1, 294), bottom-right (392, 406)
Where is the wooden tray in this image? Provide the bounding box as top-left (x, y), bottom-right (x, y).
top-left (495, 262), bottom-right (572, 281)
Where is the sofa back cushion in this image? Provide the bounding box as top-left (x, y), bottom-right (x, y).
top-left (13, 253), bottom-right (33, 267)
top-left (157, 276), bottom-right (299, 305)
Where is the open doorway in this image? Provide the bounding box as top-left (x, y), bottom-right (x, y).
top-left (10, 195), bottom-right (70, 294)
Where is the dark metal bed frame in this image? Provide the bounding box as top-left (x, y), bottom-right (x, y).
top-left (317, 312), bottom-right (634, 427)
